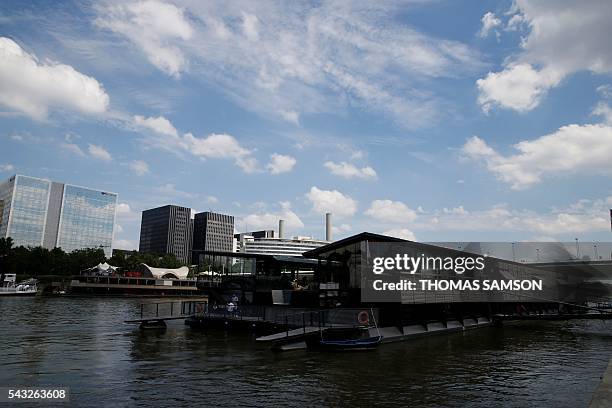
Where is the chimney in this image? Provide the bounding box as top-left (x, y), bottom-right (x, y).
top-left (278, 219), bottom-right (285, 239)
top-left (326, 213), bottom-right (332, 242)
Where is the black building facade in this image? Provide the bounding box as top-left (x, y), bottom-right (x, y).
top-left (139, 205), bottom-right (193, 264)
top-left (192, 211), bottom-right (234, 264)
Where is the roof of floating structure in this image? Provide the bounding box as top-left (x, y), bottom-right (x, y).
top-left (303, 232), bottom-right (408, 258)
top-left (140, 264), bottom-right (189, 279)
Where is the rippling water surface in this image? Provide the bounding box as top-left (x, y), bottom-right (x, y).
top-left (1, 297), bottom-right (610, 407)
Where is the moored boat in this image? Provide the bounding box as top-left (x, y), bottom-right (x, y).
top-left (315, 335), bottom-right (383, 351)
top-left (0, 275), bottom-right (38, 296)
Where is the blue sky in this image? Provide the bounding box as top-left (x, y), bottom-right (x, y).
top-left (2, 0), bottom-right (612, 250)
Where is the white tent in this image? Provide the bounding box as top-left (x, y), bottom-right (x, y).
top-left (83, 262), bottom-right (119, 276)
top-left (140, 264), bottom-right (189, 279)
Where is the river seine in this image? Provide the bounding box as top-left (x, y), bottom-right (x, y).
top-left (1, 297), bottom-right (610, 407)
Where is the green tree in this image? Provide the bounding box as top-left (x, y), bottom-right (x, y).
top-left (0, 237), bottom-right (14, 274)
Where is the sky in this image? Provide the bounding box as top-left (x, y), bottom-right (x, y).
top-left (2, 0), bottom-right (612, 250)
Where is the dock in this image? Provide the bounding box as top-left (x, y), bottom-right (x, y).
top-left (124, 299), bottom-right (207, 329)
top-left (590, 358), bottom-right (612, 408)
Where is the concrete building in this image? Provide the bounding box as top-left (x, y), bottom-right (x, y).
top-left (0, 174), bottom-right (117, 257)
top-left (138, 205), bottom-right (193, 264)
top-left (192, 211), bottom-right (234, 264)
top-left (234, 215), bottom-right (331, 257)
top-left (237, 235), bottom-right (328, 257)
top-left (234, 229), bottom-right (274, 241)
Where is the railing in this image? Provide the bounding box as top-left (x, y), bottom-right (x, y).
top-left (195, 304), bottom-right (379, 330)
top-left (136, 300), bottom-right (208, 320)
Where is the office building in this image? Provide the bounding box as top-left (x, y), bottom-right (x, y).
top-left (0, 174), bottom-right (117, 257)
top-left (192, 211), bottom-right (234, 263)
top-left (138, 205), bottom-right (193, 264)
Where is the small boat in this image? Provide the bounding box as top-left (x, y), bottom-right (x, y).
top-left (316, 335), bottom-right (383, 351)
top-left (0, 276), bottom-right (38, 296)
top-left (139, 320), bottom-right (167, 330)
top-left (306, 308), bottom-right (384, 351)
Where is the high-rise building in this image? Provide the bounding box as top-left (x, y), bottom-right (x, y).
top-left (0, 174), bottom-right (117, 257)
top-left (138, 205), bottom-right (193, 264)
top-left (192, 211), bottom-right (234, 263)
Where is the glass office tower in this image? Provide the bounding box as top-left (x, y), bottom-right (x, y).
top-left (0, 175), bottom-right (117, 257)
top-left (57, 185), bottom-right (117, 256)
top-left (0, 175), bottom-right (50, 248)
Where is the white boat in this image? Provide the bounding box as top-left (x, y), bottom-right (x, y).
top-left (0, 274), bottom-right (38, 296)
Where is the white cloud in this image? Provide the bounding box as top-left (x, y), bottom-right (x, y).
top-left (278, 110), bottom-right (299, 125)
top-left (443, 206), bottom-right (469, 215)
top-left (0, 37), bottom-right (109, 120)
top-left (0, 163), bottom-right (14, 172)
top-left (242, 201), bottom-right (304, 230)
top-left (477, 64), bottom-right (562, 113)
top-left (185, 132), bottom-right (249, 158)
top-left (597, 84), bottom-right (612, 99)
top-left (95, 0), bottom-right (194, 77)
top-left (88, 144), bottom-right (112, 161)
top-left (133, 115), bottom-right (178, 137)
top-left (154, 183), bottom-right (192, 198)
top-left (592, 102), bottom-right (612, 125)
top-left (114, 239), bottom-right (137, 250)
top-left (115, 202), bottom-right (140, 222)
top-left (129, 160), bottom-right (149, 176)
top-left (98, 2), bottom-right (481, 127)
top-left (62, 143), bottom-right (86, 157)
top-left (324, 161), bottom-right (377, 180)
top-left (505, 13), bottom-right (526, 31)
top-left (306, 186), bottom-right (357, 218)
top-left (267, 153), bottom-right (296, 175)
top-left (477, 1), bottom-right (612, 112)
top-left (116, 202), bottom-right (132, 214)
top-left (241, 12), bottom-right (259, 41)
top-left (416, 198), bottom-right (611, 237)
top-left (383, 228), bottom-right (416, 241)
top-left (133, 115), bottom-right (259, 173)
top-left (205, 196), bottom-right (218, 204)
top-left (462, 124), bottom-right (612, 189)
top-left (365, 200), bottom-right (418, 223)
top-left (479, 12), bottom-right (501, 39)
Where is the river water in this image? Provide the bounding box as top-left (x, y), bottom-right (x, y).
top-left (1, 297), bottom-right (610, 407)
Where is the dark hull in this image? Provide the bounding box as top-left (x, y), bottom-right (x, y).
top-left (307, 335), bottom-right (383, 351)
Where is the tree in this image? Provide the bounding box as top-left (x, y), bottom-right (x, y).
top-left (0, 237), bottom-right (14, 275)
